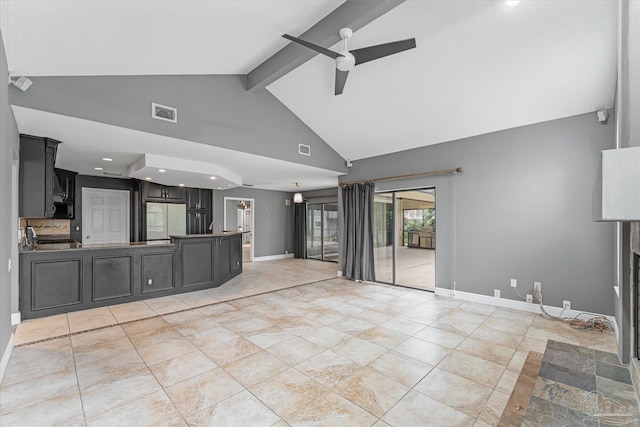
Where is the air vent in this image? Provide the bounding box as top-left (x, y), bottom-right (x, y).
top-left (103, 171), bottom-right (123, 177)
top-left (242, 184), bottom-right (254, 187)
top-left (298, 144), bottom-right (311, 156)
top-left (152, 103), bottom-right (177, 123)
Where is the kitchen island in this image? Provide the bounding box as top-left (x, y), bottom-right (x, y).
top-left (19, 232), bottom-right (243, 319)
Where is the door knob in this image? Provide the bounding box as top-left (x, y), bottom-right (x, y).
top-left (86, 235), bottom-right (91, 239)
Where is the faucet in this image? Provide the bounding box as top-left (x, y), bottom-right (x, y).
top-left (209, 221), bottom-right (222, 233)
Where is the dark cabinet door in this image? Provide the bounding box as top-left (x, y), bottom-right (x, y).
top-left (142, 181), bottom-right (185, 203)
top-left (143, 182), bottom-right (165, 201)
top-left (19, 135), bottom-right (61, 218)
top-left (216, 235), bottom-right (242, 283)
top-left (164, 185), bottom-right (185, 202)
top-left (187, 211), bottom-right (211, 234)
top-left (186, 188), bottom-right (211, 210)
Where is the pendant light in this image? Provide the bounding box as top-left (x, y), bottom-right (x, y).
top-left (293, 182), bottom-right (303, 204)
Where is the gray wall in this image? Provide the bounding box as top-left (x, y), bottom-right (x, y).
top-left (342, 112), bottom-right (616, 315)
top-left (0, 29), bottom-right (20, 374)
top-left (212, 187), bottom-right (294, 258)
top-left (10, 75), bottom-right (346, 173)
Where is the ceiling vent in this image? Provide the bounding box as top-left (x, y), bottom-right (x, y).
top-left (298, 144), bottom-right (311, 156)
top-left (152, 103), bottom-right (177, 123)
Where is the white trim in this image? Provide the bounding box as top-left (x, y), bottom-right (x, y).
top-left (11, 312), bottom-right (20, 326)
top-left (224, 197), bottom-right (255, 262)
top-left (253, 253), bottom-right (294, 262)
top-left (434, 288), bottom-right (618, 326)
top-left (0, 333), bottom-right (15, 383)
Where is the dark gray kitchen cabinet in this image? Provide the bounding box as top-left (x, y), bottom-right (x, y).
top-left (186, 188), bottom-right (212, 234)
top-left (141, 252), bottom-right (175, 293)
top-left (30, 259), bottom-right (82, 311)
top-left (19, 135), bottom-right (61, 218)
top-left (181, 241), bottom-right (214, 288)
top-left (187, 210), bottom-right (211, 235)
top-left (217, 235), bottom-right (242, 283)
top-left (92, 255), bottom-right (134, 301)
top-left (186, 188), bottom-right (211, 210)
top-left (141, 181), bottom-right (185, 203)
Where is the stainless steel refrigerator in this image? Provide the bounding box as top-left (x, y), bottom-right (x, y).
top-left (146, 202), bottom-right (186, 240)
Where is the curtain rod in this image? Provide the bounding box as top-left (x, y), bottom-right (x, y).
top-left (339, 167), bottom-right (463, 187)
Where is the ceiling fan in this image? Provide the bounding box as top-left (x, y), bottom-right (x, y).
top-left (282, 28), bottom-right (416, 95)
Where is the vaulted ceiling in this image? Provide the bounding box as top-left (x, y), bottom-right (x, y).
top-left (0, 0), bottom-right (617, 191)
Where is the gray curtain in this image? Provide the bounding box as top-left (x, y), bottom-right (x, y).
top-left (294, 202), bottom-right (307, 258)
top-left (338, 182), bottom-right (376, 281)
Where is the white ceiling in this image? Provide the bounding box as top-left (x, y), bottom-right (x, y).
top-left (12, 106), bottom-right (340, 193)
top-left (0, 0), bottom-right (345, 76)
top-left (268, 0), bottom-right (618, 161)
top-left (1, 0), bottom-right (619, 188)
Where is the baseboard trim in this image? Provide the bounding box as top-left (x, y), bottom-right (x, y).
top-left (11, 312), bottom-right (20, 326)
top-left (434, 288), bottom-right (617, 326)
top-left (253, 253), bottom-right (295, 262)
top-left (0, 333), bottom-right (15, 383)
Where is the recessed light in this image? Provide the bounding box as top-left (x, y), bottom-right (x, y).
top-left (505, 1), bottom-right (520, 6)
top-left (217, 187), bottom-right (221, 190)
top-left (102, 157), bottom-right (113, 162)
top-left (210, 176), bottom-right (217, 180)
top-left (145, 177), bottom-right (152, 181)
top-left (159, 169), bottom-right (166, 173)
top-left (178, 183), bottom-right (184, 187)
top-left (94, 167), bottom-right (103, 171)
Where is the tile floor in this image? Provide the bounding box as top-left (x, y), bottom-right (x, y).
top-left (524, 340), bottom-right (639, 426)
top-left (1, 259), bottom-right (620, 426)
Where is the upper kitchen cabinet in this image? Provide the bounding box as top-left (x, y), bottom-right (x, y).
top-left (141, 181), bottom-right (185, 203)
top-left (19, 134), bottom-right (62, 218)
top-left (186, 187), bottom-right (212, 211)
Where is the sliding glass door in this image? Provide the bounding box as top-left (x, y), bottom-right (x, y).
top-left (374, 189), bottom-right (436, 291)
top-left (306, 203), bottom-right (339, 262)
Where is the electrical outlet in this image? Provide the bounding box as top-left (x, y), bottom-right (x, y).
top-left (147, 278), bottom-right (153, 286)
top-left (534, 281), bottom-right (541, 293)
top-left (563, 300), bottom-right (571, 310)
top-left (510, 279), bottom-right (517, 288)
top-left (526, 294), bottom-right (533, 303)
top-left (494, 289), bottom-right (501, 298)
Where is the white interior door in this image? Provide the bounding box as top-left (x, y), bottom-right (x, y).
top-left (82, 188), bottom-right (130, 244)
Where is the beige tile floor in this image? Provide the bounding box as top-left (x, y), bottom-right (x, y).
top-left (1, 259), bottom-right (618, 426)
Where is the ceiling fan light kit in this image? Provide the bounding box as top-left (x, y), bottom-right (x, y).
top-left (282, 27), bottom-right (416, 95)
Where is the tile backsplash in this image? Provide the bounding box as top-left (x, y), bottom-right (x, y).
top-left (22, 218), bottom-right (71, 236)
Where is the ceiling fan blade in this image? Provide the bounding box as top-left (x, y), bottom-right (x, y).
top-left (335, 69), bottom-right (349, 95)
top-left (282, 34), bottom-right (342, 59)
top-left (351, 38), bottom-right (416, 65)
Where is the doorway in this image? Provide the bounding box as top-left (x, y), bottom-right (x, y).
top-left (306, 203), bottom-right (338, 262)
top-left (81, 188), bottom-right (130, 245)
top-left (373, 188), bottom-right (436, 291)
top-left (224, 197), bottom-right (253, 262)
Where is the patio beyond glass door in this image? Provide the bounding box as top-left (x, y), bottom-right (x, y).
top-left (306, 203), bottom-right (338, 262)
top-left (374, 189), bottom-right (436, 291)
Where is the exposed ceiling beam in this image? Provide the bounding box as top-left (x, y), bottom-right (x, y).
top-left (246, 0), bottom-right (405, 93)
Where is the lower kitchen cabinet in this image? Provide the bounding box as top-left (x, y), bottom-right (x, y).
top-left (19, 233), bottom-right (243, 319)
top-left (92, 255), bottom-right (134, 301)
top-left (142, 252), bottom-right (175, 293)
top-left (31, 258), bottom-right (83, 311)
